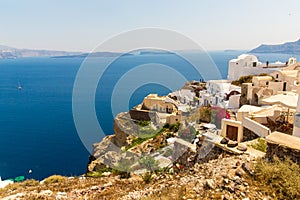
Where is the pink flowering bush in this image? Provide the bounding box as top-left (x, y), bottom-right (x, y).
top-left (211, 106), bottom-right (229, 129)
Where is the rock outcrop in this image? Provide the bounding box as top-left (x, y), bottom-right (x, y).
top-left (88, 112), bottom-right (136, 171)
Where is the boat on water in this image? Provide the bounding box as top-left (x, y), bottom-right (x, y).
top-left (18, 82), bottom-right (22, 90)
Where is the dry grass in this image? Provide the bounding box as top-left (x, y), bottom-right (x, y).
top-left (142, 186), bottom-right (189, 200)
top-left (0, 174), bottom-right (147, 200)
top-left (2, 156), bottom-right (299, 200)
top-left (253, 157), bottom-right (300, 200)
top-left (0, 176), bottom-right (105, 198)
top-left (43, 175), bottom-right (67, 184)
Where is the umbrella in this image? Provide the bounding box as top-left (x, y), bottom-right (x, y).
top-left (261, 93), bottom-right (298, 122)
top-left (14, 176), bottom-right (25, 182)
top-left (260, 94), bottom-right (298, 109)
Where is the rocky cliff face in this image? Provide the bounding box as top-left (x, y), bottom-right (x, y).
top-left (88, 113), bottom-right (137, 171)
top-left (87, 110), bottom-right (172, 174)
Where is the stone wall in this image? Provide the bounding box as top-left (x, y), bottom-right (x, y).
top-left (129, 109), bottom-right (152, 121)
top-left (113, 119), bottom-right (129, 147)
top-left (239, 83), bottom-right (250, 107)
top-left (266, 141), bottom-right (300, 165)
top-left (242, 127), bottom-right (259, 142)
top-left (174, 136), bottom-right (226, 169)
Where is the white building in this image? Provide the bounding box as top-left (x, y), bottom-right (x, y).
top-left (169, 89), bottom-right (196, 105)
top-left (227, 54), bottom-right (294, 80)
top-left (271, 70), bottom-right (300, 92)
top-left (199, 80), bottom-right (241, 109)
top-left (293, 88), bottom-right (300, 137)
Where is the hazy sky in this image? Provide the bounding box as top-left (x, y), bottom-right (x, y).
top-left (0, 0), bottom-right (299, 52)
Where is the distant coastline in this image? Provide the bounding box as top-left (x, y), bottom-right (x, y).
top-left (0, 45), bottom-right (82, 59)
top-left (250, 39), bottom-right (300, 54)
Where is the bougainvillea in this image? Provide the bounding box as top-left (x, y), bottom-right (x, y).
top-left (199, 106), bottom-right (230, 128)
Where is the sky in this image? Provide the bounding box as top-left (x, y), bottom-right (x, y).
top-left (0, 0), bottom-right (299, 52)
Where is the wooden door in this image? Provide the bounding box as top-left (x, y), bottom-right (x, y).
top-left (226, 125), bottom-right (238, 141)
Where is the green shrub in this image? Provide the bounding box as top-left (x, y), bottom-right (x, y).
top-left (169, 123), bottom-right (180, 132)
top-left (114, 159), bottom-right (133, 179)
top-left (43, 175), bottom-right (66, 184)
top-left (232, 74), bottom-right (272, 86)
top-left (163, 123), bottom-right (170, 129)
top-left (138, 120), bottom-right (150, 127)
top-left (115, 170), bottom-right (131, 179)
top-left (254, 157), bottom-right (300, 200)
top-left (157, 167), bottom-right (170, 175)
top-left (125, 127), bottom-right (166, 151)
top-left (86, 167), bottom-right (113, 178)
top-left (125, 137), bottom-right (150, 151)
top-left (138, 156), bottom-right (159, 172)
top-left (250, 138), bottom-right (267, 153)
top-left (199, 106), bottom-right (211, 123)
top-left (142, 172), bottom-right (153, 184)
top-left (86, 171), bottom-right (103, 178)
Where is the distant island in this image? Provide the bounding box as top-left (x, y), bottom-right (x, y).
top-left (250, 39), bottom-right (300, 54)
top-left (52, 52), bottom-right (134, 58)
top-left (53, 49), bottom-right (174, 58)
top-left (2, 40), bottom-right (300, 59)
top-left (0, 45), bottom-right (82, 59)
top-left (0, 45), bottom-right (177, 59)
top-left (138, 50), bottom-right (175, 55)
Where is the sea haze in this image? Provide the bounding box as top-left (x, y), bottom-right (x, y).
top-left (0, 51), bottom-right (299, 180)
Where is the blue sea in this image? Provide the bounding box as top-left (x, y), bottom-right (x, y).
top-left (0, 51), bottom-right (299, 180)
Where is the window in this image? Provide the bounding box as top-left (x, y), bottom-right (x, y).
top-left (253, 62), bottom-right (257, 67)
top-left (276, 74), bottom-right (279, 79)
top-left (283, 82), bottom-right (287, 91)
top-left (266, 81), bottom-right (269, 86)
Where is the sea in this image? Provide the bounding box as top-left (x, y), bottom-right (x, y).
top-left (0, 51), bottom-right (299, 180)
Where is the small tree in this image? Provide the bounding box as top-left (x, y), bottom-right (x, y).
top-left (139, 155), bottom-right (159, 172)
top-left (199, 106), bottom-right (211, 123)
top-left (114, 159), bottom-right (133, 179)
top-left (178, 126), bottom-right (197, 142)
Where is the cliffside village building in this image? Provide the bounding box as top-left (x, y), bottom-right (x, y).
top-left (189, 54), bottom-right (300, 141)
top-left (126, 53), bottom-right (300, 170)
top-left (221, 56), bottom-right (300, 146)
top-left (173, 55), bottom-right (300, 168)
top-left (199, 80), bottom-right (241, 110)
top-left (227, 54), bottom-right (297, 80)
top-left (129, 54), bottom-right (300, 141)
top-left (130, 94), bottom-right (182, 126)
